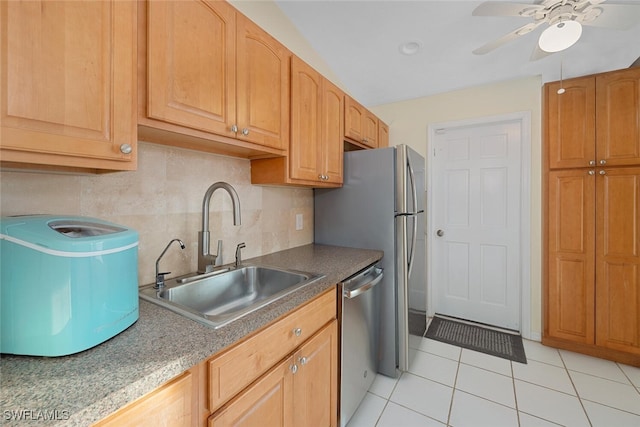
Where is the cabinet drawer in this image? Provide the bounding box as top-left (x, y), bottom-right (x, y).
top-left (208, 288), bottom-right (336, 411)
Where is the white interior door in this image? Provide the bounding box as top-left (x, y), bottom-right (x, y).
top-left (431, 119), bottom-right (523, 330)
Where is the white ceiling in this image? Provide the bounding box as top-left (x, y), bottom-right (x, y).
top-left (274, 0), bottom-right (640, 107)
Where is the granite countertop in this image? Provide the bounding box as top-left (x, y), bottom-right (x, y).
top-left (0, 244), bottom-right (382, 426)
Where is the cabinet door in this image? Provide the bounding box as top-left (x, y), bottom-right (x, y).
top-left (208, 290), bottom-right (336, 412)
top-left (344, 96), bottom-right (365, 143)
top-left (546, 169), bottom-right (595, 344)
top-left (290, 56), bottom-right (321, 182)
top-left (292, 320), bottom-right (338, 427)
top-left (595, 167), bottom-right (640, 355)
top-left (94, 372), bottom-right (194, 427)
top-left (147, 0), bottom-right (236, 137)
top-left (209, 359), bottom-right (294, 427)
top-left (321, 80), bottom-right (344, 184)
top-left (362, 110), bottom-right (378, 148)
top-left (545, 76), bottom-right (596, 169)
top-left (0, 0), bottom-right (136, 171)
top-left (378, 121), bottom-right (390, 148)
top-left (236, 14), bottom-right (290, 150)
top-left (596, 68), bottom-right (640, 167)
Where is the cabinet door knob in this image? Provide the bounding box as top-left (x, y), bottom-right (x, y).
top-left (298, 356), bottom-right (308, 365)
top-left (588, 170), bottom-right (595, 175)
top-left (589, 160), bottom-right (596, 166)
top-left (599, 159), bottom-right (607, 165)
top-left (242, 128), bottom-right (250, 136)
top-left (231, 124), bottom-right (238, 133)
top-left (293, 328), bottom-right (302, 337)
top-left (290, 364), bottom-right (298, 374)
top-left (120, 143), bottom-right (132, 154)
top-left (599, 170), bottom-right (606, 175)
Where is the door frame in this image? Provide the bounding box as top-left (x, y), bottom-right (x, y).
top-left (426, 111), bottom-right (532, 340)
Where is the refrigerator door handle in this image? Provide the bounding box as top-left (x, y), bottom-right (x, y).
top-left (406, 156), bottom-right (418, 277)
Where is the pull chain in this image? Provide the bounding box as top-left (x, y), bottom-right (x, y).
top-left (557, 59), bottom-right (565, 95)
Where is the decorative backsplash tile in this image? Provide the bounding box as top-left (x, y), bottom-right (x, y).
top-left (0, 142), bottom-right (314, 285)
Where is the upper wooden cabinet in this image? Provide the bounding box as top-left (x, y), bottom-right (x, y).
top-left (595, 69), bottom-right (640, 167)
top-left (140, 0), bottom-right (289, 156)
top-left (378, 120), bottom-right (389, 148)
top-left (545, 67), bottom-right (640, 169)
top-left (251, 56), bottom-right (343, 187)
top-left (0, 0), bottom-right (137, 172)
top-left (146, 0), bottom-right (235, 138)
top-left (344, 96), bottom-right (378, 148)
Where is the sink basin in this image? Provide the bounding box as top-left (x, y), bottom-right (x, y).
top-left (139, 265), bottom-right (324, 329)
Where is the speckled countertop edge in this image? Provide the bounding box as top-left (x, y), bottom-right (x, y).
top-left (0, 244), bottom-right (382, 426)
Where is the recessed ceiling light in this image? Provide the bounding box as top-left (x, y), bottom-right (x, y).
top-left (399, 41), bottom-right (423, 56)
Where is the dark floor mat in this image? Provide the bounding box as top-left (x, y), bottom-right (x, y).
top-left (408, 310), bottom-right (427, 337)
top-left (425, 315), bottom-right (527, 364)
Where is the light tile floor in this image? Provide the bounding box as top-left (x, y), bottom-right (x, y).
top-left (346, 335), bottom-right (640, 427)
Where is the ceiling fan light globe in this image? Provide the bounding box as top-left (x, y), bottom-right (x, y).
top-left (538, 20), bottom-right (583, 52)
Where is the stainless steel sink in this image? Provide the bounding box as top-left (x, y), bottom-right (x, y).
top-left (139, 265), bottom-right (324, 329)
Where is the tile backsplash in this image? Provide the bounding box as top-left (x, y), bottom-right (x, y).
top-left (0, 142), bottom-right (314, 285)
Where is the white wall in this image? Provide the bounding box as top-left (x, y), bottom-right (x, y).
top-left (370, 76), bottom-right (543, 337)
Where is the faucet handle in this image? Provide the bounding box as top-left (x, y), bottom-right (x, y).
top-left (235, 242), bottom-right (246, 268)
top-left (155, 271), bottom-right (171, 289)
top-left (214, 240), bottom-right (223, 266)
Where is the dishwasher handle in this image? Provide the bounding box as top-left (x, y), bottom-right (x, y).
top-left (342, 266), bottom-right (383, 299)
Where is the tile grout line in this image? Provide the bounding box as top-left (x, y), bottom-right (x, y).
top-left (559, 349), bottom-right (594, 427)
top-left (445, 345), bottom-right (463, 427)
top-left (511, 360), bottom-right (522, 427)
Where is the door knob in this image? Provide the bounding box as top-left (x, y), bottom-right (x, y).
top-left (436, 229), bottom-right (444, 237)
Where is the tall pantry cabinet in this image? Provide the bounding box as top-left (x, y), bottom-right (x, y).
top-left (543, 67), bottom-right (640, 366)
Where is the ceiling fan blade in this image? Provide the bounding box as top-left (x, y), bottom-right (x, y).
top-left (473, 21), bottom-right (544, 55)
top-left (580, 4), bottom-right (640, 30)
top-left (530, 44), bottom-right (553, 61)
top-left (472, 1), bottom-right (544, 17)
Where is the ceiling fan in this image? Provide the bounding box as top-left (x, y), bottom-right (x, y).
top-left (472, 0), bottom-right (640, 60)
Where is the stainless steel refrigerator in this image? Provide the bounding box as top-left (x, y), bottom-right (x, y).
top-left (314, 145), bottom-right (426, 379)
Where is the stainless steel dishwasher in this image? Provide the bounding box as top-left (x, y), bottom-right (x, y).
top-left (340, 263), bottom-right (384, 427)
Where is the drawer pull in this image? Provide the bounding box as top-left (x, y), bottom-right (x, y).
top-left (298, 356), bottom-right (308, 365)
top-left (293, 328), bottom-right (302, 337)
top-left (290, 364), bottom-right (298, 374)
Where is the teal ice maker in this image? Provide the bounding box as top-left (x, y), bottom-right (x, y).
top-left (0, 215), bottom-right (139, 356)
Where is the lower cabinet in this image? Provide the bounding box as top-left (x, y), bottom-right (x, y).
top-left (93, 369), bottom-right (199, 427)
top-left (94, 288), bottom-right (338, 426)
top-left (209, 320), bottom-right (338, 427)
top-left (545, 167), bottom-right (640, 365)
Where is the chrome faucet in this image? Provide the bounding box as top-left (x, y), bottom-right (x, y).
top-left (198, 182), bottom-right (241, 273)
top-left (155, 238), bottom-right (186, 289)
